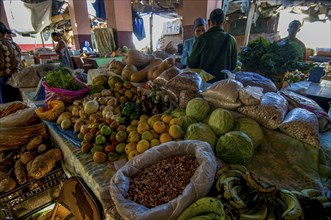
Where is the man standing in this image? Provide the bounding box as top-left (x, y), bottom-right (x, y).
top-left (280, 20), bottom-right (306, 61)
top-left (0, 21), bottom-right (22, 103)
top-left (181, 17), bottom-right (207, 67)
top-left (188, 8), bottom-right (237, 81)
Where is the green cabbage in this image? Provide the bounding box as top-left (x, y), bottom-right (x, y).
top-left (179, 115), bottom-right (198, 130)
top-left (208, 108), bottom-right (234, 136)
top-left (216, 131), bottom-right (254, 164)
top-left (233, 117), bottom-right (264, 148)
top-left (171, 107), bottom-right (186, 118)
top-left (185, 98), bottom-right (210, 122)
top-left (184, 122), bottom-right (218, 151)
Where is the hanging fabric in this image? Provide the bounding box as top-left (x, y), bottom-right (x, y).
top-left (3, 0), bottom-right (52, 34)
top-left (92, 0), bottom-right (106, 20)
top-left (132, 11), bottom-right (146, 41)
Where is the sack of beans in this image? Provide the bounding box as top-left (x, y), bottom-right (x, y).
top-left (110, 140), bottom-right (217, 220)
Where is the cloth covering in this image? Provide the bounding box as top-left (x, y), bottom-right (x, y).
top-left (3, 0), bottom-right (52, 34)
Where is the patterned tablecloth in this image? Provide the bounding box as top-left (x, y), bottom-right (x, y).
top-left (45, 120), bottom-right (331, 219)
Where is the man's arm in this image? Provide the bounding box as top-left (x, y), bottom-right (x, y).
top-left (229, 37), bottom-right (238, 71)
top-left (181, 40), bottom-right (190, 66)
top-left (187, 38), bottom-right (203, 68)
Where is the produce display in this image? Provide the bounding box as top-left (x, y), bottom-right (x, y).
top-left (3, 47), bottom-right (330, 220)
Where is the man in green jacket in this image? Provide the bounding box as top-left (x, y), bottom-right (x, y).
top-left (187, 8), bottom-right (238, 81)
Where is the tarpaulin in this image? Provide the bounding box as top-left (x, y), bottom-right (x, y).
top-left (3, 0), bottom-right (52, 34)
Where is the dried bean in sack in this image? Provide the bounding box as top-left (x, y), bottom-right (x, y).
top-left (239, 86), bottom-right (263, 106)
top-left (238, 92), bottom-right (288, 130)
top-left (153, 66), bottom-right (181, 87)
top-left (235, 71), bottom-right (277, 93)
top-left (166, 71), bottom-right (202, 92)
top-left (202, 79), bottom-right (244, 103)
top-left (279, 108), bottom-right (320, 147)
top-left (110, 140), bottom-right (217, 220)
top-left (179, 90), bottom-right (199, 109)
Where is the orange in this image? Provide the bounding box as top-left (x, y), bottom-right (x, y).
top-left (128, 131), bottom-right (140, 143)
top-left (141, 131), bottom-right (154, 141)
top-left (137, 122), bottom-right (150, 134)
top-left (159, 132), bottom-right (172, 143)
top-left (150, 139), bottom-right (161, 147)
top-left (148, 115), bottom-right (161, 127)
top-left (153, 121), bottom-right (166, 134)
top-left (139, 114), bottom-right (149, 122)
top-left (125, 143), bottom-right (137, 154)
top-left (169, 118), bottom-right (183, 126)
top-left (130, 119), bottom-right (139, 126)
top-left (137, 139), bottom-right (150, 153)
top-left (128, 150), bottom-right (139, 160)
top-left (161, 114), bottom-right (173, 125)
top-left (168, 124), bottom-right (185, 139)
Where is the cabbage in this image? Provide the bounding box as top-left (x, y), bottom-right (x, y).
top-left (185, 98), bottom-right (210, 122)
top-left (184, 122), bottom-right (218, 151)
top-left (171, 108), bottom-right (186, 118)
top-left (179, 115), bottom-right (198, 130)
top-left (233, 117), bottom-right (264, 148)
top-left (208, 108), bottom-right (234, 136)
top-left (216, 131), bottom-right (254, 164)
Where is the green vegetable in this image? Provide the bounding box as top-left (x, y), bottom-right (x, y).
top-left (179, 115), bottom-right (197, 130)
top-left (216, 131), bottom-right (254, 164)
top-left (240, 37), bottom-right (305, 86)
top-left (185, 97), bottom-right (210, 122)
top-left (171, 108), bottom-right (186, 118)
top-left (184, 122), bottom-right (218, 151)
top-left (233, 117), bottom-right (264, 148)
top-left (208, 108), bottom-right (234, 136)
top-left (45, 67), bottom-right (83, 91)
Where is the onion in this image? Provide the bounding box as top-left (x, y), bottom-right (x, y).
top-left (84, 100), bottom-right (99, 115)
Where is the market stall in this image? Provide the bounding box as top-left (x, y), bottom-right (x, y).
top-left (1, 47), bottom-right (331, 219)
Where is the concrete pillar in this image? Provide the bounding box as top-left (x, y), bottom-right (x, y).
top-left (104, 0), bottom-right (134, 49)
top-left (67, 0), bottom-right (91, 50)
top-left (180, 0), bottom-right (221, 41)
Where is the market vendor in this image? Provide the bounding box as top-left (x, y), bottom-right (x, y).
top-left (280, 20), bottom-right (306, 61)
top-left (181, 17), bottom-right (207, 67)
top-left (51, 32), bottom-right (74, 68)
top-left (0, 21), bottom-right (22, 103)
top-left (187, 8), bottom-right (237, 81)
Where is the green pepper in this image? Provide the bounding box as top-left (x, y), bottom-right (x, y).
top-left (122, 106), bottom-right (132, 116)
top-left (130, 112), bottom-right (139, 120)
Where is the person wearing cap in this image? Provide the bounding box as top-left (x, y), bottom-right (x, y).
top-left (280, 20), bottom-right (306, 61)
top-left (0, 21), bottom-right (22, 103)
top-left (188, 8), bottom-right (237, 81)
top-left (51, 31), bottom-right (73, 68)
top-left (181, 17), bottom-right (207, 67)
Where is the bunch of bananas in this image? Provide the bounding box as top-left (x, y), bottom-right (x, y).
top-left (290, 188), bottom-right (331, 219)
top-left (214, 164), bottom-right (306, 220)
top-left (177, 197), bottom-right (225, 220)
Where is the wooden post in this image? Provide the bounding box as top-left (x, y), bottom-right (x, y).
top-left (243, 0), bottom-right (256, 46)
top-left (150, 13), bottom-right (153, 52)
top-left (40, 32), bottom-right (45, 48)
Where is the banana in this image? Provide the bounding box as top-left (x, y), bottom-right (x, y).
top-left (177, 197), bottom-right (225, 220)
top-left (300, 188), bottom-right (321, 198)
top-left (224, 184), bottom-right (246, 210)
top-left (290, 190), bottom-right (308, 200)
top-left (239, 202), bottom-right (268, 220)
top-left (215, 164), bottom-right (248, 180)
top-left (216, 171), bottom-right (242, 192)
top-left (242, 172), bottom-right (276, 193)
top-left (277, 190), bottom-right (303, 220)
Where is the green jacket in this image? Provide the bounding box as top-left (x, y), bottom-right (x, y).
top-left (187, 26), bottom-right (238, 80)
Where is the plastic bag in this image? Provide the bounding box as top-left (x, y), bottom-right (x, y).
top-left (185, 68), bottom-right (215, 82)
top-left (202, 79), bottom-right (244, 103)
top-left (166, 71), bottom-right (202, 92)
top-left (7, 67), bottom-right (41, 88)
top-left (239, 86), bottom-right (264, 106)
top-left (279, 108), bottom-right (320, 147)
top-left (238, 92), bottom-right (288, 130)
top-left (179, 90), bottom-right (199, 109)
top-left (204, 96), bottom-right (242, 110)
top-left (153, 66), bottom-right (181, 87)
top-left (0, 106), bottom-right (36, 128)
top-left (280, 89), bottom-right (331, 133)
top-left (110, 140), bottom-right (217, 220)
top-left (42, 80), bottom-right (88, 105)
top-left (234, 72), bottom-right (277, 93)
